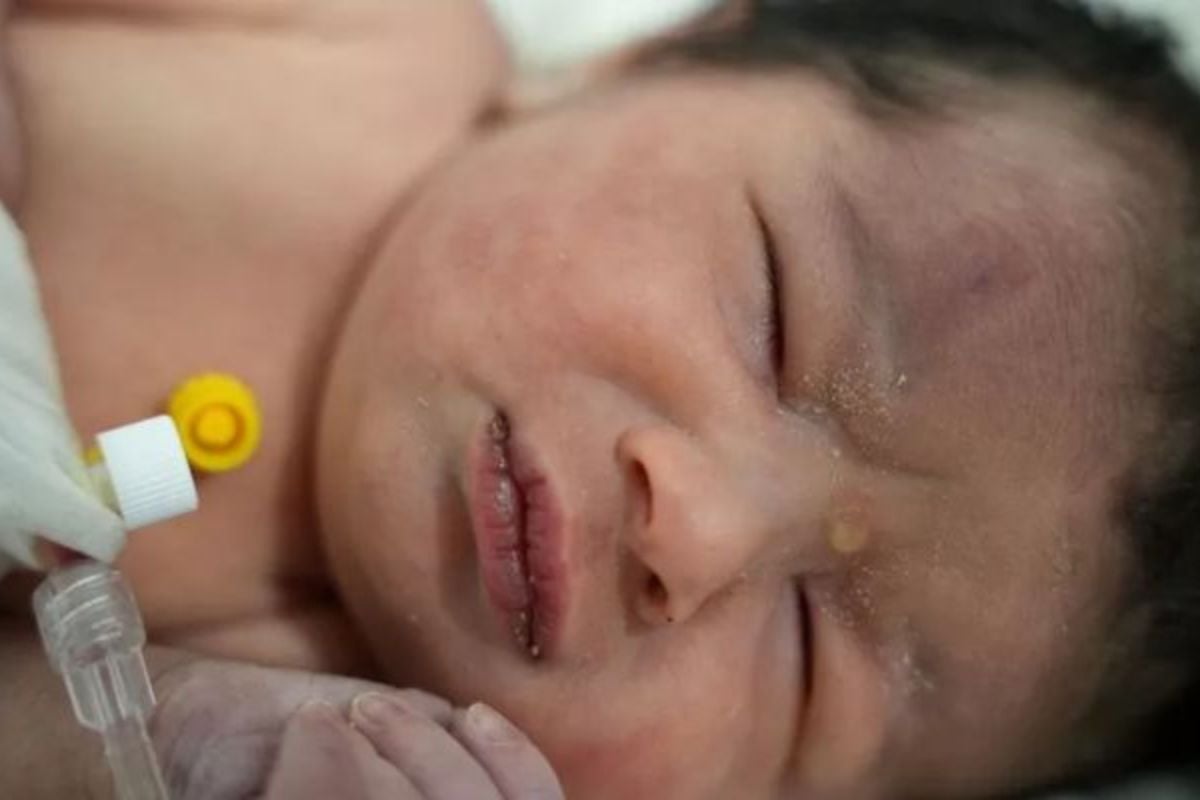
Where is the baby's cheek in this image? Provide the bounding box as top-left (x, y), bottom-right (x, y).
top-left (513, 682), bottom-right (770, 800)
top-left (541, 718), bottom-right (717, 800)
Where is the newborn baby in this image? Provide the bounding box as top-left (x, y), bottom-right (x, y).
top-left (4, 0), bottom-right (1200, 798)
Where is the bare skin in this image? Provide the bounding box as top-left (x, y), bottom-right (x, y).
top-left (7, 0), bottom-right (507, 673)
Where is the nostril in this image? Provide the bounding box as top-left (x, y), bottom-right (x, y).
top-left (644, 573), bottom-right (674, 624)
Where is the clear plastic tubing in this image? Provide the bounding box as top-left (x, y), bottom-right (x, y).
top-left (33, 561), bottom-right (169, 800)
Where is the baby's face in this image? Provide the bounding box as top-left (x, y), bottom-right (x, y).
top-left (318, 69), bottom-right (1156, 798)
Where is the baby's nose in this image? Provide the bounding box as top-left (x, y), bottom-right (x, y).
top-left (615, 423), bottom-right (837, 627)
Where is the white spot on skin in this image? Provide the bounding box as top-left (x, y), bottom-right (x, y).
top-left (895, 647), bottom-right (936, 696)
top-left (513, 609), bottom-right (531, 647)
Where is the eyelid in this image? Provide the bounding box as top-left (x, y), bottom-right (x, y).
top-left (796, 581), bottom-right (815, 703)
top-left (753, 201), bottom-right (786, 388)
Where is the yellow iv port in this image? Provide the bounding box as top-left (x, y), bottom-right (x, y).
top-left (168, 373), bottom-right (262, 474)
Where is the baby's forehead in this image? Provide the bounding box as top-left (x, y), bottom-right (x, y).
top-left (829, 76), bottom-right (1179, 367)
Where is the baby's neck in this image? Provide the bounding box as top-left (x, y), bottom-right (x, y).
top-left (33, 208), bottom-right (374, 672)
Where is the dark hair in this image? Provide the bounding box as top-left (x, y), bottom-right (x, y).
top-left (658, 0), bottom-right (1200, 788)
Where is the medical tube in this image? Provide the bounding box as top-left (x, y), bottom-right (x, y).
top-left (34, 562), bottom-right (169, 800)
top-left (33, 416), bottom-right (199, 800)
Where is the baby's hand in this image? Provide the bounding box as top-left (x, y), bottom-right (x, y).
top-left (151, 658), bottom-right (563, 800)
top-left (149, 658), bottom-right (447, 800)
top-left (262, 695), bottom-right (564, 800)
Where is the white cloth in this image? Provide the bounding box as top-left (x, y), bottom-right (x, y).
top-left (0, 210), bottom-right (124, 578)
top-left (1084, 0), bottom-right (1200, 87)
top-left (483, 0), bottom-right (723, 71)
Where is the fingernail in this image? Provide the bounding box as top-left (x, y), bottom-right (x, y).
top-left (351, 693), bottom-right (413, 727)
top-left (465, 703), bottom-right (519, 744)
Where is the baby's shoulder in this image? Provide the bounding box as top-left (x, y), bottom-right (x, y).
top-left (13, 0), bottom-right (501, 52)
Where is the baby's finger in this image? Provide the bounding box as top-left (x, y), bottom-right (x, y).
top-left (451, 704), bottom-right (565, 800)
top-left (263, 703), bottom-right (421, 800)
top-left (351, 693), bottom-right (505, 800)
top-left (323, 686), bottom-right (454, 727)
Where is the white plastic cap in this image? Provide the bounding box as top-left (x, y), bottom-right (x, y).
top-left (96, 416), bottom-right (198, 530)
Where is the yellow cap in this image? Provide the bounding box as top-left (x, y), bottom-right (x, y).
top-left (167, 373), bottom-right (262, 474)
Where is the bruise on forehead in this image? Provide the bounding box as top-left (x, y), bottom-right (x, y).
top-left (835, 82), bottom-right (1180, 474)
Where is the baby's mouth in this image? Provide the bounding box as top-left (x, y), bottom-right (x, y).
top-left (468, 412), bottom-right (566, 661)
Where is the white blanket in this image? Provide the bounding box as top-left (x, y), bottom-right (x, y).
top-left (484, 0), bottom-right (723, 71)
